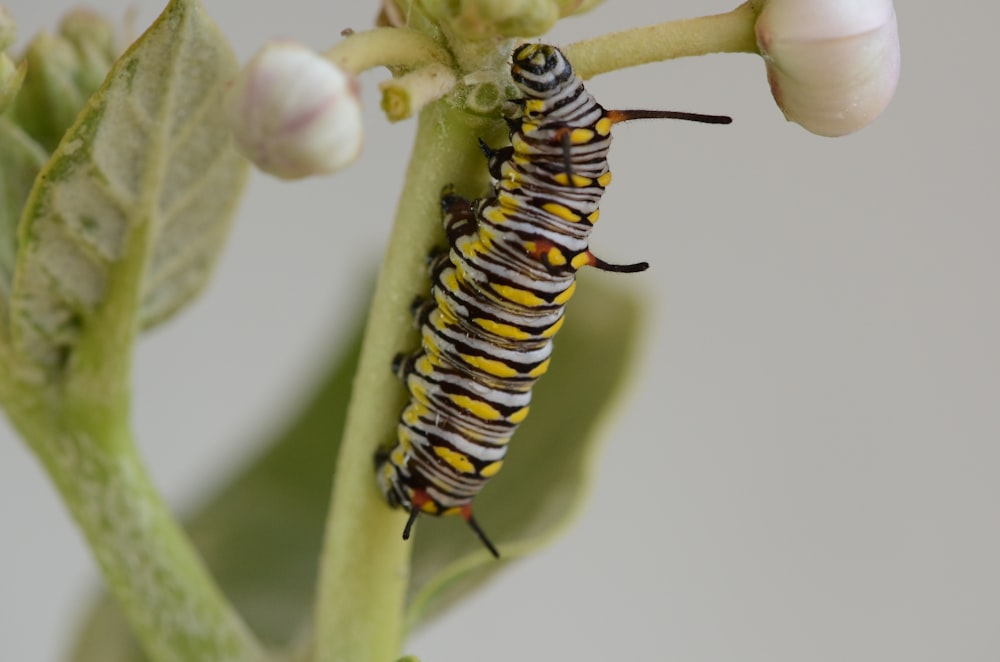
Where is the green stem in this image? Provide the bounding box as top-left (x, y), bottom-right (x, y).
top-left (3, 162), bottom-right (261, 660)
top-left (380, 63), bottom-right (457, 122)
top-left (563, 1), bottom-right (763, 79)
top-left (7, 399), bottom-right (264, 662)
top-left (313, 99), bottom-right (497, 662)
top-left (322, 27), bottom-right (452, 75)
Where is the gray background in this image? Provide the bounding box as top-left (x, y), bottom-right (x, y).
top-left (2, 1), bottom-right (997, 661)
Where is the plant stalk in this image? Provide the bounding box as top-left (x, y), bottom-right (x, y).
top-left (7, 399), bottom-right (264, 662)
top-left (563, 1), bottom-right (762, 79)
top-left (313, 98), bottom-right (497, 662)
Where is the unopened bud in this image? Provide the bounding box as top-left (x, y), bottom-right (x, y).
top-left (756, 0), bottom-right (900, 137)
top-left (228, 41), bottom-right (364, 179)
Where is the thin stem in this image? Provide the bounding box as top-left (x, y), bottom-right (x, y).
top-left (380, 63), bottom-right (457, 121)
top-left (313, 100), bottom-right (496, 662)
top-left (8, 401), bottom-right (263, 662)
top-left (322, 27), bottom-right (452, 75)
top-left (563, 1), bottom-right (763, 80)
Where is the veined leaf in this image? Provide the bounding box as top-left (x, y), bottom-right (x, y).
top-left (7, 0), bottom-right (247, 371)
top-left (66, 276), bottom-right (642, 658)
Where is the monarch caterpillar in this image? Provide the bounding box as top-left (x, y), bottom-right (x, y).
top-left (375, 43), bottom-right (731, 557)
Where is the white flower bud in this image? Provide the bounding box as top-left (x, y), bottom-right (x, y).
top-left (755, 0), bottom-right (900, 137)
top-left (228, 41), bottom-right (363, 179)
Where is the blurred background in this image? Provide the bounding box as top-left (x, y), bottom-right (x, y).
top-left (2, 1), bottom-right (998, 661)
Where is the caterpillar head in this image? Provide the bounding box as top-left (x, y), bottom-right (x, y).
top-left (510, 43), bottom-right (575, 98)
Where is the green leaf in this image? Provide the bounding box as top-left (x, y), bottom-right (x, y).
top-left (0, 118), bottom-right (47, 336)
top-left (0, 55), bottom-right (25, 113)
top-left (7, 10), bottom-right (119, 152)
top-left (65, 275), bottom-right (641, 658)
top-left (6, 0), bottom-right (247, 371)
top-left (404, 272), bottom-right (642, 629)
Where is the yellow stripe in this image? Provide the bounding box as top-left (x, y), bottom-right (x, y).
top-left (528, 358), bottom-right (551, 378)
top-left (508, 406), bottom-right (530, 424)
top-left (553, 172), bottom-right (592, 187)
top-left (553, 281), bottom-right (577, 305)
top-left (450, 394), bottom-right (502, 420)
top-left (460, 353), bottom-right (518, 378)
top-left (403, 402), bottom-right (429, 425)
top-left (570, 128), bottom-right (595, 144)
top-left (587, 209), bottom-right (600, 223)
top-left (484, 207), bottom-right (507, 224)
top-left (474, 317), bottom-right (531, 340)
top-left (542, 201), bottom-right (581, 222)
top-left (480, 461), bottom-right (503, 478)
top-left (571, 252), bottom-right (591, 270)
top-left (524, 99), bottom-right (545, 114)
top-left (498, 191), bottom-right (521, 210)
top-left (541, 315), bottom-right (565, 338)
top-left (411, 382), bottom-right (431, 406)
top-left (546, 247), bottom-right (567, 266)
top-left (597, 171), bottom-right (612, 187)
top-left (442, 270), bottom-right (460, 293)
top-left (596, 116), bottom-right (612, 135)
top-left (458, 238), bottom-right (480, 258)
top-left (491, 282), bottom-right (545, 307)
top-left (434, 446), bottom-right (475, 473)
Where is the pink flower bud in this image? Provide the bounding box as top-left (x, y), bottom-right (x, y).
top-left (756, 0), bottom-right (900, 137)
top-left (228, 41), bottom-right (363, 179)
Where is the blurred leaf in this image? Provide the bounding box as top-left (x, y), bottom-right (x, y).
top-left (405, 273), bottom-right (642, 629)
top-left (0, 55), bottom-right (25, 113)
top-left (8, 10), bottom-right (119, 152)
top-left (67, 275), bottom-right (641, 657)
top-left (7, 0), bottom-right (247, 370)
top-left (0, 118), bottom-right (47, 333)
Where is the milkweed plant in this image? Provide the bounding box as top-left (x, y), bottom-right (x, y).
top-left (0, 0), bottom-right (899, 660)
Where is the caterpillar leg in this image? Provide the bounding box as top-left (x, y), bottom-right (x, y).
top-left (478, 138), bottom-right (514, 179)
top-left (440, 185), bottom-right (477, 244)
top-left (392, 350), bottom-right (421, 381)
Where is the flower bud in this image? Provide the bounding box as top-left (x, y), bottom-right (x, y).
top-left (227, 41), bottom-right (363, 179)
top-left (755, 0), bottom-right (900, 137)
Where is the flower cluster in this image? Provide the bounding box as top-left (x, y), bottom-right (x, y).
top-left (228, 0), bottom-right (900, 175)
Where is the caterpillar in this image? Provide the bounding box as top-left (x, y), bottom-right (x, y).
top-left (375, 43), bottom-right (731, 558)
